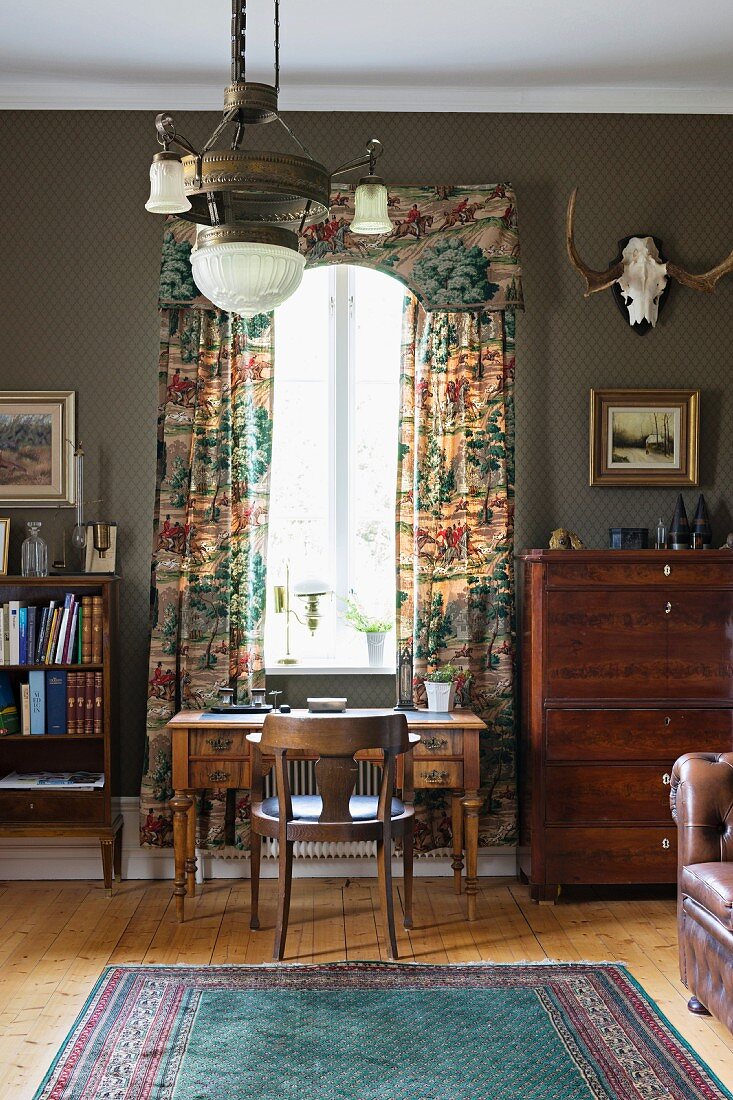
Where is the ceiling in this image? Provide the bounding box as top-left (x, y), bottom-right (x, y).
top-left (2, 0), bottom-right (733, 112)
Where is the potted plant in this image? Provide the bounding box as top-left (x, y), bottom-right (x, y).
top-left (424, 663), bottom-right (460, 712)
top-left (344, 598), bottom-right (393, 667)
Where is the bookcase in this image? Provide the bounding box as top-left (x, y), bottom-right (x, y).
top-left (0, 576), bottom-right (121, 892)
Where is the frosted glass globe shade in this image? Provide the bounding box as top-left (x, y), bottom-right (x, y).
top-left (145, 154), bottom-right (192, 214)
top-left (191, 239), bottom-right (306, 316)
top-left (350, 180), bottom-right (391, 235)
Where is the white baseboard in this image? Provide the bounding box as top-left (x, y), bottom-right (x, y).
top-left (0, 797), bottom-right (518, 881)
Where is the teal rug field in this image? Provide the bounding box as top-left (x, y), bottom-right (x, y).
top-left (33, 962), bottom-right (732, 1100)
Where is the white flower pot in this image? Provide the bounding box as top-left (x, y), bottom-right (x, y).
top-left (425, 681), bottom-right (456, 712)
top-left (365, 632), bottom-right (386, 667)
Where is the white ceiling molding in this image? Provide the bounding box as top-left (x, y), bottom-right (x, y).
top-left (2, 80), bottom-right (733, 114)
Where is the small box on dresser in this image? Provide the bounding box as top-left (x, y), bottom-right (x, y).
top-left (519, 549), bottom-right (733, 901)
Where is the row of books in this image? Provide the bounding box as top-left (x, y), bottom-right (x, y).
top-left (0, 595), bottom-right (103, 666)
top-left (0, 670), bottom-right (103, 736)
top-left (0, 771), bottom-right (104, 790)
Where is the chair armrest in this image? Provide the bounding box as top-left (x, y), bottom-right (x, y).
top-left (671, 752), bottom-right (733, 868)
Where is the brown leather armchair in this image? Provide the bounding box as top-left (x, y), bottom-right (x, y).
top-left (670, 752), bottom-right (733, 1032)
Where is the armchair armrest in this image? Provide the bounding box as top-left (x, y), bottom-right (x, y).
top-left (671, 752), bottom-right (733, 868)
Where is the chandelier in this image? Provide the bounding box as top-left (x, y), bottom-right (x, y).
top-left (145, 0), bottom-right (391, 316)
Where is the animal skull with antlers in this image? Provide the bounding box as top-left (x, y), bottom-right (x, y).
top-left (566, 188), bottom-right (733, 333)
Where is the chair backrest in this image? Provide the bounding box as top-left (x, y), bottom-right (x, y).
top-left (259, 712), bottom-right (410, 825)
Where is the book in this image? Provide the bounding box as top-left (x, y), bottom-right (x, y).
top-left (0, 771), bottom-right (104, 790)
top-left (83, 671), bottom-right (94, 735)
top-left (45, 607), bottom-right (60, 664)
top-left (67, 670), bottom-right (77, 735)
top-left (76, 674), bottom-right (85, 735)
top-left (0, 672), bottom-right (19, 735)
top-left (93, 671), bottom-right (103, 735)
top-left (27, 605), bottom-right (37, 667)
top-left (91, 597), bottom-right (103, 663)
top-left (54, 595), bottom-right (72, 664)
top-left (1, 603), bottom-right (8, 664)
top-left (28, 670), bottom-right (45, 735)
top-left (46, 670), bottom-right (67, 734)
top-left (9, 601), bottom-right (21, 664)
top-left (18, 606), bottom-right (27, 664)
top-left (63, 602), bottom-right (79, 664)
top-left (0, 606), bottom-right (4, 664)
top-left (77, 604), bottom-right (83, 663)
top-left (20, 681), bottom-right (30, 735)
top-left (36, 602), bottom-right (53, 663)
top-left (81, 597), bottom-right (92, 662)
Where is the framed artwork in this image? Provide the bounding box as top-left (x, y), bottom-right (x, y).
top-left (0, 518), bottom-right (8, 574)
top-left (590, 388), bottom-right (699, 487)
top-left (0, 391), bottom-right (75, 506)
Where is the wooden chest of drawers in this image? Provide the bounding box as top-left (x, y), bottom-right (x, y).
top-left (519, 550), bottom-right (733, 900)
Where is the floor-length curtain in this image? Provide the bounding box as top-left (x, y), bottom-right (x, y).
top-left (139, 301), bottom-right (274, 850)
top-left (397, 297), bottom-right (516, 851)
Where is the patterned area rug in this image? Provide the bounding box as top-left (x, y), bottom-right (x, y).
top-left (34, 962), bottom-right (732, 1100)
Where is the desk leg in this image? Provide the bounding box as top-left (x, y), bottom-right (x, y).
top-left (185, 790), bottom-right (197, 898)
top-left (100, 837), bottom-right (113, 897)
top-left (451, 792), bottom-right (464, 894)
top-left (462, 789), bottom-right (482, 921)
top-left (171, 790), bottom-right (193, 923)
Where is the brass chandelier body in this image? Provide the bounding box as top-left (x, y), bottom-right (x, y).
top-left (153, 0), bottom-right (382, 254)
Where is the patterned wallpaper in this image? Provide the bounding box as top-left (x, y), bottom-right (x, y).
top-left (2, 110), bottom-right (733, 792)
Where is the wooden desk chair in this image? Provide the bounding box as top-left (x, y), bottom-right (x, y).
top-left (248, 712), bottom-right (416, 961)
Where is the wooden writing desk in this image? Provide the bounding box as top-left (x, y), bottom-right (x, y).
top-left (168, 708), bottom-right (485, 921)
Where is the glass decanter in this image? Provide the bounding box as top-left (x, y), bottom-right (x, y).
top-left (21, 521), bottom-right (48, 577)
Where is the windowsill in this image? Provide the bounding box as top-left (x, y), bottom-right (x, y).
top-left (265, 665), bottom-right (394, 676)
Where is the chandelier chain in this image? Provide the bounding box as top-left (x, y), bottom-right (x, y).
top-left (232, 0), bottom-right (246, 84)
top-left (274, 0), bottom-right (280, 94)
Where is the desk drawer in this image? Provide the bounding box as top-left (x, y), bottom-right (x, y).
top-left (190, 731), bottom-right (250, 757)
top-left (414, 761), bottom-right (463, 789)
top-left (0, 790), bottom-right (105, 824)
top-left (189, 760), bottom-right (250, 788)
top-left (414, 730), bottom-right (463, 757)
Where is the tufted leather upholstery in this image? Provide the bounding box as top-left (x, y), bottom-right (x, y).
top-left (671, 752), bottom-right (733, 1033)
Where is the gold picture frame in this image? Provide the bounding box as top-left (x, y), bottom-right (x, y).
top-left (590, 388), bottom-right (699, 487)
top-left (0, 391), bottom-right (76, 506)
top-left (0, 518), bottom-right (9, 574)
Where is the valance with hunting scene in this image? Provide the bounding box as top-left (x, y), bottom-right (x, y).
top-left (159, 184), bottom-right (523, 314)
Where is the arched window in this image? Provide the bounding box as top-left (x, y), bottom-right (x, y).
top-left (265, 265), bottom-right (405, 669)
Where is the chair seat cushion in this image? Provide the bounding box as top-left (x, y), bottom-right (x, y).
top-left (682, 863), bottom-right (733, 930)
top-left (260, 794), bottom-right (406, 823)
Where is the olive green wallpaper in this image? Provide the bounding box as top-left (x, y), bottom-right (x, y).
top-left (2, 110), bottom-right (733, 793)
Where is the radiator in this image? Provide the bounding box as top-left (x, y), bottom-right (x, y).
top-left (259, 759), bottom-right (448, 861)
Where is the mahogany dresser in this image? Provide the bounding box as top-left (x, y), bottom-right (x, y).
top-left (519, 549), bottom-right (733, 901)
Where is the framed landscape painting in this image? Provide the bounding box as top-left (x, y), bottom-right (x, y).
top-left (0, 391), bottom-right (75, 505)
top-left (590, 388), bottom-right (699, 487)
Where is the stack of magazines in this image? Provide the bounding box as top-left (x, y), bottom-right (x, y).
top-left (0, 771), bottom-right (105, 790)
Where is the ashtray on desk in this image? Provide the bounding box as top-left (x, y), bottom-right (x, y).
top-left (307, 698), bottom-right (347, 713)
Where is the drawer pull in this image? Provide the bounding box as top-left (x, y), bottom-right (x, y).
top-left (664, 601), bottom-right (672, 614)
top-left (206, 737), bottom-right (233, 752)
top-left (29, 802), bottom-right (34, 811)
top-left (662, 773), bottom-right (671, 786)
top-left (664, 716), bottom-right (671, 726)
top-left (207, 770), bottom-right (230, 784)
top-left (422, 736), bottom-right (448, 752)
top-left (422, 769), bottom-right (449, 784)
top-left (662, 837), bottom-right (670, 849)
top-left (663, 564), bottom-right (671, 577)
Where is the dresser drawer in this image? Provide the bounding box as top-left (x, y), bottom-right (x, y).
top-left (546, 560), bottom-right (733, 588)
top-left (189, 760), bottom-right (250, 788)
top-left (545, 764), bottom-right (674, 824)
top-left (546, 709), bottom-right (733, 761)
top-left (413, 730), bottom-right (463, 757)
top-left (544, 826), bottom-right (676, 884)
top-left (0, 790), bottom-right (105, 824)
top-left (414, 761), bottom-right (463, 788)
top-left (190, 731), bottom-right (250, 757)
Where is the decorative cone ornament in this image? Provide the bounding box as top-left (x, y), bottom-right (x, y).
top-left (669, 494), bottom-right (690, 549)
top-left (691, 494), bottom-right (712, 549)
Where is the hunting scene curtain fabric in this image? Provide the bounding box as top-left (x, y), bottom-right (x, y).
top-left (140, 185), bottom-right (521, 851)
top-left (397, 301), bottom-right (517, 851)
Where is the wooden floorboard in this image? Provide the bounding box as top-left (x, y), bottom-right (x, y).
top-left (0, 876), bottom-right (731, 1099)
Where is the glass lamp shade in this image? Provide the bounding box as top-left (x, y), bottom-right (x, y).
top-left (145, 152), bottom-right (192, 214)
top-left (350, 177), bottom-right (391, 235)
top-left (191, 236), bottom-right (306, 316)
top-left (293, 578), bottom-right (330, 597)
